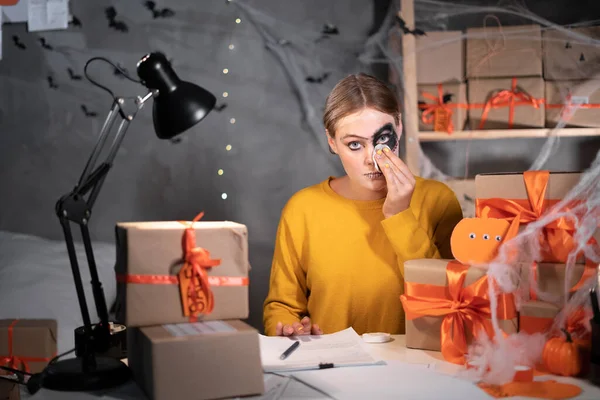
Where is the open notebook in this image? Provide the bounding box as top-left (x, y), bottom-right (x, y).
top-left (259, 327), bottom-right (385, 373)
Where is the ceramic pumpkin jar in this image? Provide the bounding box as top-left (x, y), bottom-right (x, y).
top-left (543, 329), bottom-right (590, 377)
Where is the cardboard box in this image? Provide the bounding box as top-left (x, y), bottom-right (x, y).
top-left (0, 319), bottom-right (57, 374)
top-left (466, 24), bottom-right (543, 78)
top-left (518, 300), bottom-right (560, 335)
top-left (416, 31), bottom-right (464, 84)
top-left (115, 221), bottom-right (250, 327)
top-left (468, 77), bottom-right (545, 129)
top-left (521, 262), bottom-right (588, 302)
top-left (128, 320), bottom-right (264, 400)
top-left (543, 26), bottom-right (600, 80)
top-left (545, 80), bottom-right (600, 128)
top-left (0, 377), bottom-right (19, 400)
top-left (402, 259), bottom-right (518, 353)
top-left (475, 171), bottom-right (600, 263)
top-left (418, 82), bottom-right (467, 133)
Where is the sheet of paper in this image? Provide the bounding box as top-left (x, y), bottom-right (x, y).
top-left (28, 0), bottom-right (68, 32)
top-left (2, 0), bottom-right (28, 23)
top-left (259, 327), bottom-right (384, 373)
top-left (291, 360), bottom-right (491, 400)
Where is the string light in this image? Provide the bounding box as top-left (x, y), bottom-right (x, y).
top-left (222, 91), bottom-right (229, 97)
top-left (230, 118), bottom-right (236, 124)
top-left (235, 18), bottom-right (241, 24)
top-left (223, 68), bottom-right (229, 74)
top-left (228, 44), bottom-right (235, 50)
top-left (225, 144), bottom-right (232, 151)
top-left (218, 169), bottom-right (224, 175)
top-left (222, 193), bottom-right (228, 200)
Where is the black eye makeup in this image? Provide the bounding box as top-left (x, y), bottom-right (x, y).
top-left (372, 123), bottom-right (398, 153)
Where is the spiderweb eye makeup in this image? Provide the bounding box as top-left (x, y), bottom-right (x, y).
top-left (371, 123), bottom-right (399, 172)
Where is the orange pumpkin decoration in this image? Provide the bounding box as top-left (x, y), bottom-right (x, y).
top-left (542, 328), bottom-right (588, 377)
top-left (450, 215), bottom-right (521, 265)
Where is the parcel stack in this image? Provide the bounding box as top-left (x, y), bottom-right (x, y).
top-left (466, 24), bottom-right (545, 130)
top-left (474, 170), bottom-right (599, 347)
top-left (542, 26), bottom-right (600, 128)
top-left (115, 217), bottom-right (264, 400)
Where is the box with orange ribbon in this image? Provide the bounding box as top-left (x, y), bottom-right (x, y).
top-left (418, 82), bottom-right (468, 134)
top-left (542, 26), bottom-right (600, 80)
top-left (467, 77), bottom-right (545, 130)
top-left (520, 262), bottom-right (590, 303)
top-left (545, 80), bottom-right (600, 128)
top-left (475, 170), bottom-right (600, 264)
top-left (0, 319), bottom-right (57, 375)
top-left (519, 300), bottom-right (591, 338)
top-left (0, 374), bottom-right (19, 400)
top-left (400, 259), bottom-right (518, 365)
top-left (114, 216), bottom-right (250, 328)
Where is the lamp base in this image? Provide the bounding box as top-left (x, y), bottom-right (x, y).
top-left (39, 356), bottom-right (132, 392)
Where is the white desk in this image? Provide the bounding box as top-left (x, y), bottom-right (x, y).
top-left (23, 335), bottom-right (600, 399)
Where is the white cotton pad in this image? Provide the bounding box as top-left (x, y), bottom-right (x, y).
top-left (372, 144), bottom-right (390, 172)
top-left (362, 332), bottom-right (391, 343)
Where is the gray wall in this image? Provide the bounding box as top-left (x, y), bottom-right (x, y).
top-left (1, 0), bottom-right (599, 332)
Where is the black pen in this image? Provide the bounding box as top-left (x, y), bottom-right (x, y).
top-left (279, 340), bottom-right (300, 360)
top-left (591, 288), bottom-right (600, 323)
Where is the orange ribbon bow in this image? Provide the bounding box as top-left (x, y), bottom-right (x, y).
top-left (476, 170), bottom-right (589, 263)
top-left (419, 84), bottom-right (466, 134)
top-left (178, 212), bottom-right (221, 322)
top-left (478, 77), bottom-right (543, 129)
top-left (400, 261), bottom-right (515, 365)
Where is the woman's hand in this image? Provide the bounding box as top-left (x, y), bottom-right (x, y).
top-left (377, 146), bottom-right (416, 219)
top-left (275, 316), bottom-right (323, 336)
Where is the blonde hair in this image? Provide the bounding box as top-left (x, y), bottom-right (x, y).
top-left (323, 73), bottom-right (401, 137)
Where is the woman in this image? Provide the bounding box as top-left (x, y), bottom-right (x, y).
top-left (263, 73), bottom-right (463, 337)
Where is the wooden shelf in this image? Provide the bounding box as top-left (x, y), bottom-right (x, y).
top-left (418, 128), bottom-right (600, 141)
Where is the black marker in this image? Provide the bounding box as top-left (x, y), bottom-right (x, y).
top-left (279, 340), bottom-right (300, 360)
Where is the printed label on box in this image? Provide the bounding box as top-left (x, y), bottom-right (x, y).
top-left (164, 321), bottom-right (237, 337)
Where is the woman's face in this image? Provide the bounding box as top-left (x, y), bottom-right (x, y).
top-left (328, 108), bottom-right (401, 193)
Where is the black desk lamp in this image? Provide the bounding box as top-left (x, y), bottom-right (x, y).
top-left (39, 52), bottom-right (216, 392)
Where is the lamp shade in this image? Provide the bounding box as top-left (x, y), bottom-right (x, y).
top-left (136, 52), bottom-right (216, 139)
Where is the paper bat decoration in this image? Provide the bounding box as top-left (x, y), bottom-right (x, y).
top-left (144, 1), bottom-right (175, 19)
top-left (47, 76), bottom-right (58, 89)
top-left (450, 215), bottom-right (521, 265)
top-left (81, 105), bottom-right (98, 117)
top-left (70, 15), bottom-right (83, 28)
top-left (105, 7), bottom-right (129, 32)
top-left (306, 72), bottom-right (330, 83)
top-left (39, 38), bottom-right (53, 50)
top-left (67, 68), bottom-right (82, 81)
top-left (395, 16), bottom-right (425, 36)
top-left (12, 35), bottom-right (26, 50)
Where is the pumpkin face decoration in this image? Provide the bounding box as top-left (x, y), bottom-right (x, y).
top-left (450, 216), bottom-right (520, 265)
top-left (542, 329), bottom-right (588, 377)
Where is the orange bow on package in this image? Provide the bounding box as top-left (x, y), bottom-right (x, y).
top-left (400, 216), bottom-right (520, 365)
top-left (115, 213), bottom-right (251, 327)
top-left (476, 170), bottom-right (598, 264)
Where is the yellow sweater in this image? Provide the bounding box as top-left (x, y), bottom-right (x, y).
top-left (263, 176), bottom-right (463, 336)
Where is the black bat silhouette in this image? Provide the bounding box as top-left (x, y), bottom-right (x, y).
top-left (214, 103), bottom-right (228, 112)
top-left (442, 93), bottom-right (454, 103)
top-left (322, 23), bottom-right (339, 35)
top-left (395, 16), bottom-right (425, 36)
top-left (81, 105), bottom-right (98, 117)
top-left (105, 7), bottom-right (129, 32)
top-left (144, 1), bottom-right (175, 19)
top-left (67, 68), bottom-right (82, 81)
top-left (12, 36), bottom-right (26, 50)
top-left (47, 76), bottom-right (58, 89)
top-left (39, 38), bottom-right (53, 50)
top-left (306, 72), bottom-right (330, 84)
top-left (70, 15), bottom-right (82, 28)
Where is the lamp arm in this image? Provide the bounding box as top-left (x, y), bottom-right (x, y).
top-left (54, 91), bottom-right (152, 361)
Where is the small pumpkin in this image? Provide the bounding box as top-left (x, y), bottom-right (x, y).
top-left (542, 328), bottom-right (588, 377)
